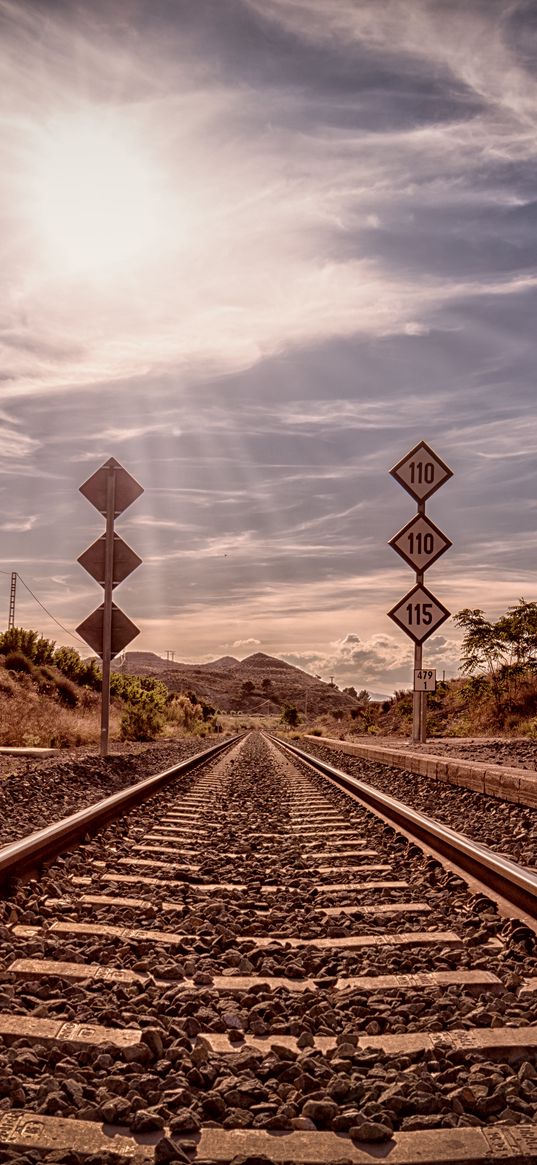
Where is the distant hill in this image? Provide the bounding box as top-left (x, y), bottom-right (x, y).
top-left (206, 656), bottom-right (240, 671)
top-left (112, 649), bottom-right (357, 716)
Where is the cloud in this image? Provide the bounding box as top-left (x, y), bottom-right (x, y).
top-left (282, 627), bottom-right (461, 694)
top-left (0, 424), bottom-right (39, 459)
top-left (232, 638), bottom-right (261, 648)
top-left (0, 0), bottom-right (536, 676)
top-left (0, 515), bottom-right (38, 532)
top-left (3, 1), bottom-right (537, 402)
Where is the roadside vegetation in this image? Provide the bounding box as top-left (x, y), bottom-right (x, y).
top-left (3, 601), bottom-right (537, 749)
top-left (0, 628), bottom-right (223, 748)
top-left (303, 600), bottom-right (537, 741)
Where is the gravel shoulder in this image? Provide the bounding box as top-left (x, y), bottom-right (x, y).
top-left (337, 735), bottom-right (537, 772)
top-left (300, 738), bottom-right (537, 869)
top-left (0, 736), bottom-right (231, 847)
top-left (1, 733), bottom-right (537, 1148)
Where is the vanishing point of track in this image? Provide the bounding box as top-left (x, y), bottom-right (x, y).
top-left (1, 731), bottom-right (537, 1164)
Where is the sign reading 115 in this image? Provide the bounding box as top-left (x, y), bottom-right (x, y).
top-left (407, 600), bottom-right (433, 626)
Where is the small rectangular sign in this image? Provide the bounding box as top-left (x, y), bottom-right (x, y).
top-left (414, 669), bottom-right (436, 692)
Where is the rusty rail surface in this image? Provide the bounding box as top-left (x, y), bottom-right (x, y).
top-left (0, 735), bottom-right (241, 891)
top-left (271, 734), bottom-right (537, 922)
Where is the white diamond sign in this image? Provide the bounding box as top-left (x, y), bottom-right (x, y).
top-left (388, 583), bottom-right (450, 645)
top-left (390, 440), bottom-right (452, 503)
top-left (389, 513), bottom-right (452, 573)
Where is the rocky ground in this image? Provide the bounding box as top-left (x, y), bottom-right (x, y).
top-left (301, 738), bottom-right (537, 869)
top-left (0, 737), bottom-right (230, 847)
top-left (0, 734), bottom-right (536, 1165)
top-left (344, 736), bottom-right (537, 770)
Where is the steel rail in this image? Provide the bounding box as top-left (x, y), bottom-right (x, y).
top-left (0, 735), bottom-right (242, 892)
top-left (270, 734), bottom-right (537, 922)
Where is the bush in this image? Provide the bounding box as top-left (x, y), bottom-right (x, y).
top-left (33, 666), bottom-right (58, 695)
top-left (168, 694), bottom-right (203, 732)
top-left (55, 677), bottom-right (79, 708)
top-left (53, 646), bottom-right (101, 689)
top-left (4, 651), bottom-right (34, 674)
top-left (281, 704), bottom-right (299, 727)
top-left (120, 683), bottom-right (167, 741)
top-left (0, 628), bottom-right (55, 664)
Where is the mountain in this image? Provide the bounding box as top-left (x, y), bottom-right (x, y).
top-left (113, 650), bottom-right (357, 716)
top-left (204, 656), bottom-right (240, 671)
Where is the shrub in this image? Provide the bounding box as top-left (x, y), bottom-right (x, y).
top-left (33, 666), bottom-right (58, 695)
top-left (120, 681), bottom-right (168, 741)
top-left (4, 651), bottom-right (34, 674)
top-left (168, 694), bottom-right (203, 732)
top-left (121, 691), bottom-right (166, 741)
top-left (0, 628), bottom-right (55, 664)
top-left (55, 677), bottom-right (79, 708)
top-left (281, 704), bottom-right (299, 727)
top-left (53, 646), bottom-right (101, 689)
top-left (310, 728), bottom-right (322, 736)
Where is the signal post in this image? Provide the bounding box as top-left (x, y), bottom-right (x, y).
top-left (388, 441), bottom-right (453, 743)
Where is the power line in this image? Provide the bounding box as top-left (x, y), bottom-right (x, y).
top-left (7, 572), bottom-right (87, 648)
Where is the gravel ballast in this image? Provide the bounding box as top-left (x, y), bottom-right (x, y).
top-left (0, 738), bottom-right (231, 847)
top-left (299, 738), bottom-right (537, 869)
top-left (0, 731), bottom-right (537, 1155)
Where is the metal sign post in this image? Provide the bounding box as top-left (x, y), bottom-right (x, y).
top-left (100, 464), bottom-right (116, 758)
top-left (388, 441), bottom-right (452, 744)
top-left (76, 458), bottom-right (143, 757)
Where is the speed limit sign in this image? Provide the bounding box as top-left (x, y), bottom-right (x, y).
top-left (390, 440), bottom-right (453, 503)
top-left (388, 583), bottom-right (450, 644)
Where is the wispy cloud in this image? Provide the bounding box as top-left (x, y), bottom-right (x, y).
top-left (3, 1), bottom-right (536, 401)
top-left (0, 0), bottom-right (535, 680)
top-left (0, 514), bottom-right (38, 532)
top-left (0, 424), bottom-right (38, 459)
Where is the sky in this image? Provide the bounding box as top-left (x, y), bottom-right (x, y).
top-left (1, 0), bottom-right (536, 697)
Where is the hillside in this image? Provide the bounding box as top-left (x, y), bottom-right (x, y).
top-left (113, 650), bottom-right (357, 716)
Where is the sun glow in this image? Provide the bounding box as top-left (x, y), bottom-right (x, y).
top-left (29, 111), bottom-right (168, 276)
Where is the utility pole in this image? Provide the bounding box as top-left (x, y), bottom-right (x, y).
top-left (8, 572), bottom-right (16, 629)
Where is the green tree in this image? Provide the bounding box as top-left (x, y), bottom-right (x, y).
top-left (343, 686), bottom-right (357, 698)
top-left (454, 601), bottom-right (537, 715)
top-left (281, 703), bottom-right (299, 727)
top-left (453, 608), bottom-right (506, 715)
top-left (241, 680), bottom-right (256, 697)
top-left (498, 600), bottom-right (537, 671)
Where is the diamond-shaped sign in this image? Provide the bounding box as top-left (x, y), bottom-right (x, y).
top-left (389, 513), bottom-right (452, 573)
top-left (80, 458), bottom-right (144, 517)
top-left (388, 583), bottom-right (450, 645)
top-left (390, 441), bottom-right (452, 503)
top-left (76, 603), bottom-right (139, 658)
top-left (78, 535), bottom-right (142, 588)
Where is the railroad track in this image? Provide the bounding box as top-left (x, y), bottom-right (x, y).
top-left (0, 731), bottom-right (537, 1164)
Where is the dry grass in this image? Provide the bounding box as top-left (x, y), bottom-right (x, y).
top-left (0, 673), bottom-right (120, 748)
